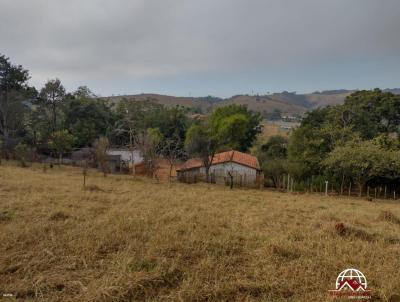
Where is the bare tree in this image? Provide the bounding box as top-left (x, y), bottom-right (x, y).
top-left (135, 128), bottom-right (162, 178)
top-left (94, 137), bottom-right (109, 177)
top-left (162, 134), bottom-right (186, 181)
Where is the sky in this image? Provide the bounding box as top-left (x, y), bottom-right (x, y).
top-left (1, 0), bottom-right (400, 97)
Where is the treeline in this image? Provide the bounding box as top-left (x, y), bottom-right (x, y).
top-left (3, 53), bottom-right (400, 196)
top-left (258, 89), bottom-right (400, 196)
top-left (0, 54), bottom-right (262, 171)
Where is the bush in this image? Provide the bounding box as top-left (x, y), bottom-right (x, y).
top-left (14, 142), bottom-right (30, 167)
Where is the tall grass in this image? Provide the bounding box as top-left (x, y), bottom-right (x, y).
top-left (0, 162), bottom-right (399, 301)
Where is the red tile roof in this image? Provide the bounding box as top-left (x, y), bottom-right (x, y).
top-left (177, 150), bottom-right (260, 171)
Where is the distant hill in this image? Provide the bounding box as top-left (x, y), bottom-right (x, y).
top-left (103, 89), bottom-right (400, 116)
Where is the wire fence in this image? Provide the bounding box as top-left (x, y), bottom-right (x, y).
top-left (271, 174), bottom-right (400, 200)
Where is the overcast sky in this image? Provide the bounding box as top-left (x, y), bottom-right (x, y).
top-left (1, 0), bottom-right (400, 97)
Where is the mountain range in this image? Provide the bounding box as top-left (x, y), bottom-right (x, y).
top-left (103, 89), bottom-right (400, 116)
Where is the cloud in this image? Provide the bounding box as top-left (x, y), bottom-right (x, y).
top-left (1, 0), bottom-right (400, 96)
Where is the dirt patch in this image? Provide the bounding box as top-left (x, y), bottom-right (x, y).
top-left (49, 211), bottom-right (70, 221)
top-left (333, 222), bottom-right (376, 242)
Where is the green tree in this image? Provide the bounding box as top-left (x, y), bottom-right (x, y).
top-left (64, 98), bottom-right (114, 147)
top-left (258, 135), bottom-right (288, 188)
top-left (287, 89), bottom-right (400, 182)
top-left (323, 140), bottom-right (400, 196)
top-left (48, 130), bottom-right (75, 164)
top-left (342, 89), bottom-right (400, 139)
top-left (39, 79), bottom-right (66, 131)
top-left (14, 142), bottom-right (30, 167)
top-left (112, 98), bottom-right (161, 147)
top-left (185, 121), bottom-right (221, 182)
top-left (210, 104), bottom-right (262, 151)
top-left (0, 54), bottom-right (33, 151)
top-left (73, 86), bottom-right (96, 98)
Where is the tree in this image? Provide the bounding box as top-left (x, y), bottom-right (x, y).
top-left (147, 105), bottom-right (189, 153)
top-left (73, 86), bottom-right (96, 98)
top-left (94, 137), bottom-right (110, 177)
top-left (162, 134), bottom-right (186, 181)
top-left (0, 54), bottom-right (33, 152)
top-left (112, 99), bottom-right (161, 171)
top-left (287, 89), bottom-right (400, 183)
top-left (258, 135), bottom-right (288, 188)
top-left (64, 98), bottom-right (114, 147)
top-left (39, 79), bottom-right (66, 131)
top-left (342, 89), bottom-right (400, 139)
top-left (48, 130), bottom-right (75, 164)
top-left (14, 142), bottom-right (30, 167)
top-left (185, 121), bottom-right (221, 182)
top-left (323, 140), bottom-right (400, 196)
top-left (135, 128), bottom-right (163, 177)
top-left (210, 104), bottom-right (262, 151)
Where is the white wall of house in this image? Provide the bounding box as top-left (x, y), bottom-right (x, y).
top-left (199, 162), bottom-right (257, 176)
top-left (107, 149), bottom-right (143, 164)
top-left (178, 161), bottom-right (261, 187)
top-left (198, 162), bottom-right (257, 184)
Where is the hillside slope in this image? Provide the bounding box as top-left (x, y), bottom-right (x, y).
top-left (103, 89), bottom-right (400, 115)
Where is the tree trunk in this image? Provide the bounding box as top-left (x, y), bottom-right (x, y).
top-left (340, 174), bottom-right (345, 195)
top-left (205, 166), bottom-right (210, 183)
top-left (59, 153), bottom-right (62, 165)
top-left (228, 172), bottom-right (233, 189)
top-left (169, 163), bottom-right (173, 182)
top-left (52, 103), bottom-right (57, 131)
top-left (358, 183), bottom-right (363, 197)
top-left (270, 176), bottom-right (277, 189)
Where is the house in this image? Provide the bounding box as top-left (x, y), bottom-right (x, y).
top-left (106, 149), bottom-right (143, 168)
top-left (177, 150), bottom-right (263, 188)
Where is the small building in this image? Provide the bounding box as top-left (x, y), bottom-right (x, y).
top-left (106, 149), bottom-right (143, 168)
top-left (177, 150), bottom-right (263, 188)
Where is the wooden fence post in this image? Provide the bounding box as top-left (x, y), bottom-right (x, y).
top-left (325, 181), bottom-right (328, 196)
top-left (384, 186), bottom-right (387, 199)
top-left (348, 182), bottom-right (351, 197)
top-left (311, 175), bottom-right (314, 193)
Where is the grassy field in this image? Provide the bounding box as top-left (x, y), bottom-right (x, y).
top-left (0, 163), bottom-right (400, 301)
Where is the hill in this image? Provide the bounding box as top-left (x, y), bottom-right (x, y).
top-left (103, 89), bottom-right (400, 116)
top-left (1, 163), bottom-right (399, 301)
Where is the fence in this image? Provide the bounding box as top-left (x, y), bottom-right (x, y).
top-left (276, 174), bottom-right (400, 200)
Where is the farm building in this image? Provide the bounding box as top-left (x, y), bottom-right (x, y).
top-left (106, 149), bottom-right (143, 167)
top-left (177, 150), bottom-right (263, 188)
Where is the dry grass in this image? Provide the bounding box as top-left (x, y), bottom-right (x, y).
top-left (0, 162), bottom-right (400, 301)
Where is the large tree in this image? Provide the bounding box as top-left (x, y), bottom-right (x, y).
top-left (323, 140), bottom-right (400, 196)
top-left (39, 78), bottom-right (66, 131)
top-left (0, 54), bottom-right (33, 150)
top-left (287, 89), bottom-right (400, 180)
top-left (48, 130), bottom-right (75, 164)
top-left (210, 104), bottom-right (262, 151)
top-left (64, 97), bottom-right (114, 147)
top-left (258, 135), bottom-right (288, 188)
top-left (185, 121), bottom-right (221, 182)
